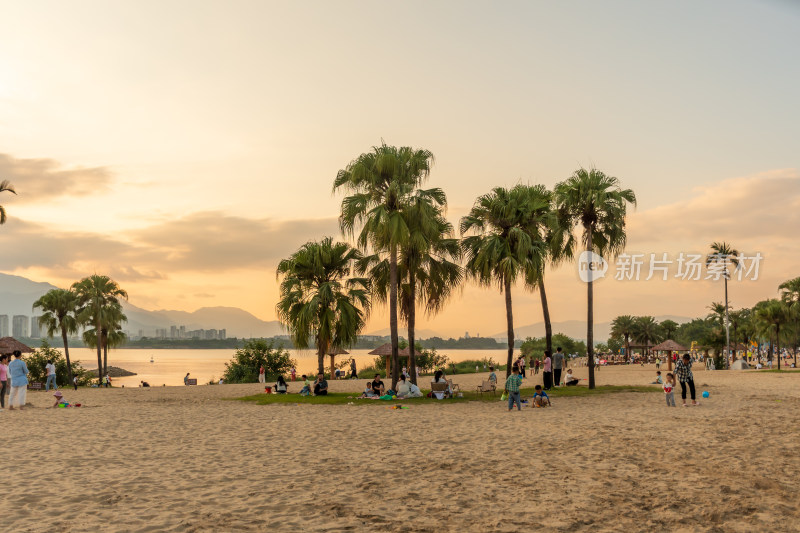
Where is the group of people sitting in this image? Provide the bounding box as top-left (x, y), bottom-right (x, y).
top-left (358, 373), bottom-right (423, 399)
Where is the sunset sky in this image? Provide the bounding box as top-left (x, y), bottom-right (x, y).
top-left (1, 1), bottom-right (798, 337)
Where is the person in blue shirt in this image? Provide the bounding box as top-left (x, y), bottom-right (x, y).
top-left (8, 350), bottom-right (29, 410)
top-left (532, 385), bottom-right (551, 408)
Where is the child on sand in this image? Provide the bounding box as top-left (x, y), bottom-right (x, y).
top-left (663, 373), bottom-right (676, 407)
top-left (532, 385), bottom-right (551, 407)
top-left (652, 371), bottom-right (663, 384)
top-left (299, 375), bottom-right (311, 396)
top-left (359, 382), bottom-right (376, 398)
top-left (504, 367), bottom-right (522, 411)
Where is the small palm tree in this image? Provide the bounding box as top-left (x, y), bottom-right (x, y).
top-left (460, 185), bottom-right (548, 377)
top-left (0, 179), bottom-right (16, 224)
top-left (660, 319), bottom-right (679, 340)
top-left (334, 143), bottom-right (437, 388)
top-left (632, 316), bottom-right (662, 355)
top-left (276, 237), bottom-right (370, 375)
top-left (610, 315), bottom-right (636, 361)
top-left (706, 302), bottom-right (726, 326)
top-left (779, 276), bottom-right (800, 366)
top-left (33, 288), bottom-right (79, 383)
top-left (72, 275), bottom-right (128, 382)
top-left (706, 241), bottom-right (740, 365)
top-left (755, 299), bottom-right (790, 370)
top-left (554, 168), bottom-right (636, 388)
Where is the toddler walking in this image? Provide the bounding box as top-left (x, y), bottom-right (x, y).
top-left (663, 372), bottom-right (676, 407)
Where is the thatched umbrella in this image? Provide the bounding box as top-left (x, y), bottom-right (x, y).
top-left (326, 347), bottom-right (349, 378)
top-left (368, 343), bottom-right (411, 377)
top-left (0, 337), bottom-right (33, 356)
top-left (652, 339), bottom-right (688, 371)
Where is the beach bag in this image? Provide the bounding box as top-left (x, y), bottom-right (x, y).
top-left (501, 392), bottom-right (508, 401)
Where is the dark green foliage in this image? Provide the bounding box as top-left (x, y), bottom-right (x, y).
top-left (24, 340), bottom-right (91, 386)
top-left (222, 339), bottom-right (297, 383)
top-left (520, 333), bottom-right (587, 358)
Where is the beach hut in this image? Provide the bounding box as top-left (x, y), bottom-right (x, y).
top-left (326, 347), bottom-right (349, 379)
top-left (367, 343), bottom-right (411, 378)
top-left (0, 337), bottom-right (33, 356)
top-left (651, 340), bottom-right (688, 371)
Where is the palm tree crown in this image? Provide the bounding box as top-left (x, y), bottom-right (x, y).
top-left (33, 288), bottom-right (79, 383)
top-left (0, 179), bottom-right (17, 224)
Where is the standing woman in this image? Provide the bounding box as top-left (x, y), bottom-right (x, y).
top-left (0, 354), bottom-right (9, 409)
top-left (675, 353), bottom-right (698, 407)
top-left (8, 350), bottom-right (29, 410)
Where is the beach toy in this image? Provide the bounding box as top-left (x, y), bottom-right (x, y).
top-left (265, 386), bottom-right (272, 394)
top-left (702, 391), bottom-right (709, 398)
top-left (392, 395), bottom-right (397, 399)
top-left (390, 405), bottom-right (409, 409)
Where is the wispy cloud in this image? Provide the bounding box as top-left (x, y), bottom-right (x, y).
top-left (0, 153), bottom-right (113, 202)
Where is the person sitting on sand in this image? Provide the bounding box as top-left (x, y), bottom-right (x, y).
top-left (396, 375), bottom-right (411, 398)
top-left (371, 374), bottom-right (385, 396)
top-left (275, 375), bottom-right (288, 394)
top-left (140, 381), bottom-right (150, 387)
top-left (299, 375), bottom-right (311, 396)
top-left (532, 385), bottom-right (551, 407)
top-left (651, 371), bottom-right (663, 385)
top-left (51, 391), bottom-right (69, 408)
top-left (407, 381), bottom-right (422, 398)
top-left (564, 369), bottom-right (580, 386)
top-left (313, 373), bottom-right (328, 396)
top-left (359, 382), bottom-right (377, 398)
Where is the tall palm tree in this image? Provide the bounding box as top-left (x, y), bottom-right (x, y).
top-left (554, 168), bottom-right (636, 388)
top-left (779, 276), bottom-right (800, 366)
top-left (610, 315), bottom-right (636, 361)
top-left (358, 197), bottom-right (462, 384)
top-left (755, 299), bottom-right (790, 370)
top-left (632, 316), bottom-right (662, 355)
top-left (0, 179), bottom-right (16, 224)
top-left (72, 275), bottom-right (128, 383)
top-left (276, 237), bottom-right (370, 375)
top-left (706, 302), bottom-right (726, 326)
top-left (460, 185), bottom-right (548, 377)
top-left (706, 242), bottom-right (739, 366)
top-left (33, 288), bottom-right (79, 383)
top-left (83, 310), bottom-right (128, 377)
top-left (334, 143), bottom-right (437, 388)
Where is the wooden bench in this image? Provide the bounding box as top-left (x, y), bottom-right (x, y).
top-left (187, 378), bottom-right (198, 385)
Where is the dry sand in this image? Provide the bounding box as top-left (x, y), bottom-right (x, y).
top-left (2, 365), bottom-right (800, 532)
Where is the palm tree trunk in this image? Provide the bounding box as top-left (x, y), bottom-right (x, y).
top-left (538, 278), bottom-right (553, 356)
top-left (408, 270), bottom-right (417, 386)
top-left (724, 276), bottom-right (731, 367)
top-left (103, 332), bottom-right (108, 376)
top-left (777, 325), bottom-right (781, 370)
top-left (62, 325), bottom-right (74, 384)
top-left (586, 228), bottom-right (595, 389)
top-left (389, 245), bottom-right (400, 390)
top-left (504, 276), bottom-right (514, 379)
top-left (624, 334), bottom-right (630, 364)
top-left (95, 318), bottom-right (102, 385)
top-left (317, 345), bottom-right (325, 376)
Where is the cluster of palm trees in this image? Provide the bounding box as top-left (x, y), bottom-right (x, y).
top-left (609, 315), bottom-right (678, 358)
top-left (276, 142), bottom-right (636, 389)
top-left (33, 275), bottom-right (128, 384)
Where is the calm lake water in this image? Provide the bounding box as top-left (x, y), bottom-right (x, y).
top-left (67, 347), bottom-right (507, 387)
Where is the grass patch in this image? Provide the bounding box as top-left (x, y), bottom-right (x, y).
top-left (234, 385), bottom-right (659, 406)
top-left (758, 369), bottom-right (800, 373)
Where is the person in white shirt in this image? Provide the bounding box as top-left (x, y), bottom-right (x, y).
top-left (45, 360), bottom-right (57, 391)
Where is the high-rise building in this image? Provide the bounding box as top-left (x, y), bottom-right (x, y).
top-left (155, 328), bottom-right (168, 339)
top-left (179, 325), bottom-right (186, 339)
top-left (206, 329), bottom-right (218, 340)
top-left (170, 325), bottom-right (178, 339)
top-left (219, 329), bottom-right (226, 340)
top-left (0, 315), bottom-right (9, 337)
top-left (12, 315), bottom-right (29, 337)
top-left (30, 316), bottom-right (41, 338)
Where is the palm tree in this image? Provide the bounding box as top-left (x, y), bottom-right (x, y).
top-left (0, 179), bottom-right (16, 224)
top-left (460, 185), bottom-right (548, 377)
top-left (276, 237), bottom-right (370, 375)
top-left (660, 319), bottom-right (679, 340)
top-left (706, 242), bottom-right (740, 366)
top-left (83, 309), bottom-right (127, 377)
top-left (632, 316), bottom-right (662, 355)
top-left (779, 276), bottom-right (800, 366)
top-left (755, 299), bottom-right (790, 370)
top-left (334, 143), bottom-right (437, 388)
top-left (706, 302), bottom-right (726, 326)
top-left (358, 197), bottom-right (462, 384)
top-left (554, 168), bottom-right (636, 388)
top-left (610, 315), bottom-right (636, 362)
top-left (33, 288), bottom-right (79, 383)
top-left (72, 275), bottom-right (128, 383)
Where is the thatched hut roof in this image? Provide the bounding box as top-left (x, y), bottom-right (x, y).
top-left (651, 339), bottom-right (688, 352)
top-left (0, 337), bottom-right (34, 355)
top-left (368, 343), bottom-right (411, 357)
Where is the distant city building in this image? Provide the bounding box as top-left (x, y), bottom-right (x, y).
top-left (206, 329), bottom-right (217, 340)
top-left (170, 325), bottom-right (178, 339)
top-left (219, 329), bottom-right (226, 340)
top-left (12, 315), bottom-right (29, 337)
top-left (0, 315), bottom-right (8, 337)
top-left (138, 329), bottom-right (144, 338)
top-left (464, 331), bottom-right (471, 339)
top-left (155, 328), bottom-right (168, 339)
top-left (179, 325), bottom-right (186, 338)
top-left (30, 316), bottom-right (41, 338)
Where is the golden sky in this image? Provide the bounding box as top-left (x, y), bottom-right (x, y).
top-left (1, 1), bottom-right (798, 336)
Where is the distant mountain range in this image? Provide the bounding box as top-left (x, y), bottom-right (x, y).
top-left (0, 273), bottom-right (284, 338)
top-left (488, 315), bottom-right (693, 342)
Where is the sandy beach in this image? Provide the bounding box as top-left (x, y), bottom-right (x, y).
top-left (3, 365), bottom-right (800, 533)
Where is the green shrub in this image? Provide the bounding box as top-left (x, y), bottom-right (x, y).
top-left (222, 339), bottom-right (297, 384)
top-left (24, 340), bottom-right (91, 386)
